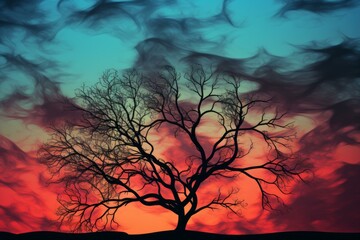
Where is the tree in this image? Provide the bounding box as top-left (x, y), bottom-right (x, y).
top-left (39, 65), bottom-right (305, 232)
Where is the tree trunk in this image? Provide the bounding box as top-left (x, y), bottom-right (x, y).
top-left (175, 214), bottom-right (189, 232)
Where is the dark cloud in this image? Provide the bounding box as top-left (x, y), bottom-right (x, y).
top-left (0, 135), bottom-right (59, 232)
top-left (183, 52), bottom-right (250, 77)
top-left (297, 39), bottom-right (360, 99)
top-left (0, 53), bottom-right (60, 86)
top-left (1, 0), bottom-right (241, 125)
top-left (216, 0), bottom-right (239, 27)
top-left (197, 163), bottom-right (360, 234)
top-left (0, 135), bottom-right (39, 212)
top-left (146, 0), bottom-right (238, 38)
top-left (1, 0), bottom-right (358, 130)
top-left (59, 0), bottom-right (176, 34)
top-left (0, 0), bottom-right (78, 129)
top-left (134, 38), bottom-right (188, 71)
top-left (0, 204), bottom-right (58, 232)
top-left (299, 99), bottom-right (360, 155)
top-left (0, 0), bottom-right (57, 45)
top-left (191, 218), bottom-right (256, 235)
top-left (251, 39), bottom-right (360, 108)
top-left (0, 53), bottom-right (81, 128)
top-left (239, 39), bottom-right (360, 155)
top-left (0, 135), bottom-right (30, 167)
top-left (61, 0), bottom-right (238, 34)
top-left (0, 87), bottom-right (80, 128)
top-left (146, 17), bottom-right (229, 51)
top-left (0, 205), bottom-right (25, 228)
top-left (276, 0), bottom-right (359, 17)
top-left (0, 135), bottom-right (37, 188)
top-left (130, 0), bottom-right (241, 71)
top-left (268, 163), bottom-right (360, 232)
top-left (183, 39), bottom-right (360, 152)
top-left (326, 99), bottom-right (360, 134)
top-left (62, 0), bottom-right (139, 30)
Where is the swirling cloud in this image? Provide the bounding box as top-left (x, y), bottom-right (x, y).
top-left (275, 0), bottom-right (359, 17)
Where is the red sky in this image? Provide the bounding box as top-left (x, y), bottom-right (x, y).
top-left (0, 109), bottom-right (359, 234)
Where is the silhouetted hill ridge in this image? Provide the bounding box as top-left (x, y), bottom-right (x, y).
top-left (0, 230), bottom-right (359, 240)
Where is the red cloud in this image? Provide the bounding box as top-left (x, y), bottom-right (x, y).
top-left (0, 135), bottom-right (60, 233)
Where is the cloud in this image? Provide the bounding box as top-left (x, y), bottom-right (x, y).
top-left (0, 134), bottom-right (35, 193)
top-left (0, 0), bottom-right (81, 129)
top-left (189, 163), bottom-right (360, 234)
top-left (62, 0), bottom-right (140, 30)
top-left (130, 0), bottom-right (242, 71)
top-left (0, 53), bottom-right (82, 128)
top-left (0, 205), bottom-right (58, 233)
top-left (275, 0), bottom-right (359, 17)
top-left (0, 134), bottom-right (28, 160)
top-left (181, 39), bottom-right (360, 158)
top-left (251, 39), bottom-right (360, 108)
top-left (267, 163), bottom-right (360, 232)
top-left (0, 135), bottom-right (59, 233)
top-left (298, 99), bottom-right (360, 157)
top-left (0, 0), bottom-right (80, 129)
top-left (0, 0), bottom-right (59, 48)
top-left (59, 0), bottom-right (177, 35)
top-left (242, 39), bottom-right (360, 156)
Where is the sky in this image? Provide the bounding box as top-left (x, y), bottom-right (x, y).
top-left (0, 0), bottom-right (360, 235)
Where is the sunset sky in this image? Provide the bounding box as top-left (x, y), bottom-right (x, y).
top-left (1, 0), bottom-right (360, 234)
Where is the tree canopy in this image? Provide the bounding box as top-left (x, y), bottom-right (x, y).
top-left (39, 65), bottom-right (305, 232)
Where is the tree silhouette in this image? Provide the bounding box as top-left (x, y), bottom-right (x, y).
top-left (40, 65), bottom-right (305, 232)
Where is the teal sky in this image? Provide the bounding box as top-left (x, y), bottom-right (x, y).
top-left (1, 0), bottom-right (359, 100)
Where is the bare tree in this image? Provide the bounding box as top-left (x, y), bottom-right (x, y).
top-left (39, 65), bottom-right (305, 232)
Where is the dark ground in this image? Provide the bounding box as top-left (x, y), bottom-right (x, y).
top-left (0, 230), bottom-right (359, 240)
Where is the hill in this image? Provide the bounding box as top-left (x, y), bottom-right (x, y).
top-left (0, 230), bottom-right (359, 240)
